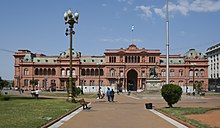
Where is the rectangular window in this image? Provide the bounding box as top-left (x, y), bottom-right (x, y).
top-left (109, 56), bottom-right (116, 63)
top-left (149, 57), bottom-right (156, 63)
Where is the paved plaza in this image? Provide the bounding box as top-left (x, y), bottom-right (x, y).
top-left (4, 90), bottom-right (220, 128)
top-left (47, 93), bottom-right (220, 128)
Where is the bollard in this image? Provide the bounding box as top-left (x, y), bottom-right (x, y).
top-left (145, 103), bottom-right (153, 109)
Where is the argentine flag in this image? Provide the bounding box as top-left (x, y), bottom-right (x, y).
top-left (131, 25), bottom-right (134, 32)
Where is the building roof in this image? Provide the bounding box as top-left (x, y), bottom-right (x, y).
top-left (183, 49), bottom-right (206, 59)
top-left (59, 49), bottom-right (79, 58)
top-left (80, 56), bottom-right (105, 64)
top-left (206, 42), bottom-right (220, 53)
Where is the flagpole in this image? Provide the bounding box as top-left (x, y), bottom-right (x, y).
top-left (131, 25), bottom-right (134, 43)
top-left (166, 0), bottom-right (169, 84)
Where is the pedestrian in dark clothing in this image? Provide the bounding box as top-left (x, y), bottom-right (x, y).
top-left (106, 87), bottom-right (111, 102)
top-left (110, 89), bottom-right (115, 102)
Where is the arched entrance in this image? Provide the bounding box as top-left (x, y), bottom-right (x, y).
top-left (127, 69), bottom-right (138, 91)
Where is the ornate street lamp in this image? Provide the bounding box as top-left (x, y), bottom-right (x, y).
top-left (97, 63), bottom-right (101, 92)
top-left (185, 78), bottom-right (189, 93)
top-left (192, 63), bottom-right (196, 90)
top-left (166, 0), bottom-right (170, 84)
top-left (64, 9), bottom-right (79, 102)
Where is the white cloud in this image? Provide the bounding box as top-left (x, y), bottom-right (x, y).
top-left (135, 6), bottom-right (153, 18)
top-left (123, 7), bottom-right (128, 11)
top-left (136, 0), bottom-right (220, 19)
top-left (118, 0), bottom-right (134, 5)
top-left (154, 8), bottom-right (165, 18)
top-left (169, 0), bottom-right (190, 15)
top-left (190, 0), bottom-right (220, 12)
top-left (102, 3), bottom-right (107, 7)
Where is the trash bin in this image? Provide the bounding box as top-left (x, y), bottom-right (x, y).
top-left (145, 103), bottom-right (152, 109)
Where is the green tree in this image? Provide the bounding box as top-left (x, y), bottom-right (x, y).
top-left (29, 79), bottom-right (38, 90)
top-left (0, 80), bottom-right (9, 89)
top-left (161, 84), bottom-right (183, 108)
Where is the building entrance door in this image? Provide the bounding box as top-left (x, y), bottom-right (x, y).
top-left (127, 69), bottom-right (137, 91)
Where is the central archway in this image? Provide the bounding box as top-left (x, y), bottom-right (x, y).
top-left (127, 69), bottom-right (138, 91)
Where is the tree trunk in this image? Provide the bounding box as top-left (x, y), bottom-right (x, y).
top-left (168, 103), bottom-right (173, 108)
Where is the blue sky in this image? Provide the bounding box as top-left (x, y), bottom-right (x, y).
top-left (1, 0), bottom-right (220, 80)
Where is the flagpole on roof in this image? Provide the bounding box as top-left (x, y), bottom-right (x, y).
top-left (131, 25), bottom-right (134, 44)
top-left (166, 0), bottom-right (169, 84)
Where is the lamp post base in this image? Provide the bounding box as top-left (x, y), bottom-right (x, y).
top-left (66, 96), bottom-right (76, 103)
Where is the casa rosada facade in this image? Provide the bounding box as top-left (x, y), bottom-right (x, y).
top-left (14, 44), bottom-right (208, 93)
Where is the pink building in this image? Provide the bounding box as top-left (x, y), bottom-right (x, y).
top-left (14, 44), bottom-right (208, 93)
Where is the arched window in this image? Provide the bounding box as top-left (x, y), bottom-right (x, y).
top-left (81, 69), bottom-right (85, 76)
top-left (200, 69), bottom-right (204, 76)
top-left (195, 69), bottom-right (199, 76)
top-left (35, 68), bottom-right (39, 75)
top-left (178, 81), bottom-right (184, 86)
top-left (52, 69), bottom-right (56, 75)
top-left (161, 81), bottom-right (166, 85)
top-left (44, 69), bottom-right (47, 75)
top-left (86, 69), bottom-right (90, 76)
top-left (72, 68), bottom-right (76, 76)
top-left (189, 69), bottom-right (193, 76)
top-left (61, 69), bottom-right (65, 76)
top-left (48, 69), bottom-right (52, 75)
top-left (39, 68), bottom-right (43, 75)
top-left (170, 80), bottom-right (175, 84)
top-left (66, 69), bottom-right (70, 76)
top-left (161, 69), bottom-right (166, 76)
top-left (110, 68), bottom-right (115, 76)
top-left (179, 69), bottom-right (183, 76)
top-left (170, 69), bottom-right (174, 76)
top-left (91, 69), bottom-right (95, 76)
top-left (100, 69), bottom-right (104, 76)
top-left (95, 69), bottom-right (98, 76)
top-left (24, 68), bottom-right (29, 76)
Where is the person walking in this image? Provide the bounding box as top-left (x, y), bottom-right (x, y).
top-left (106, 87), bottom-right (111, 102)
top-left (110, 89), bottom-right (115, 102)
top-left (35, 89), bottom-right (39, 99)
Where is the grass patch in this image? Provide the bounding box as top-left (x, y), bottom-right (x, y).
top-left (205, 93), bottom-right (220, 97)
top-left (0, 95), bottom-right (80, 128)
top-left (40, 92), bottom-right (67, 97)
top-left (77, 94), bottom-right (97, 99)
top-left (159, 107), bottom-right (220, 128)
